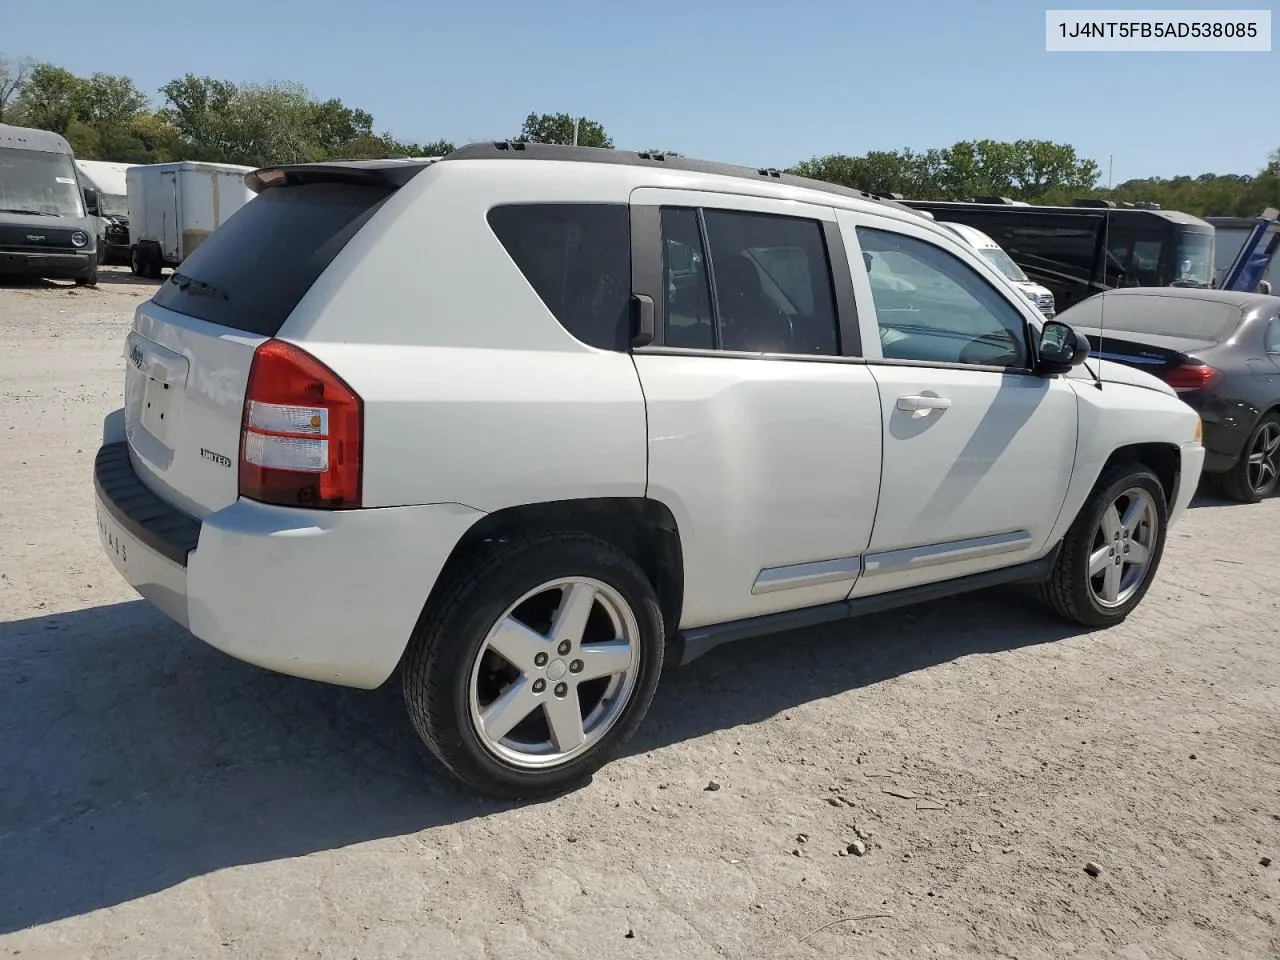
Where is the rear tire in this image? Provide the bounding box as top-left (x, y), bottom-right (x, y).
top-left (402, 530), bottom-right (665, 798)
top-left (130, 245), bottom-right (143, 277)
top-left (1208, 412), bottom-right (1280, 503)
top-left (1039, 462), bottom-right (1168, 628)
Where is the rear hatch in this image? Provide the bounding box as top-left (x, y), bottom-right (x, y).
top-left (122, 164), bottom-right (426, 518)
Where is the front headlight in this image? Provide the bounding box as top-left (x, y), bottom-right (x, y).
top-left (70, 230), bottom-right (88, 248)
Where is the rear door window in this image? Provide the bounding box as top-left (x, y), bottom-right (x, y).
top-left (487, 203), bottom-right (632, 351)
top-left (150, 182), bottom-right (393, 336)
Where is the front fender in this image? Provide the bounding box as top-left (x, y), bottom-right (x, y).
top-left (1046, 380), bottom-right (1202, 545)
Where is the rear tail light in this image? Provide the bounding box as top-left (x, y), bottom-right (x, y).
top-left (239, 339), bottom-right (362, 508)
top-left (1161, 363), bottom-right (1221, 394)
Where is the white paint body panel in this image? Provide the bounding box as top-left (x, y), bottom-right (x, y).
top-left (635, 352), bottom-right (883, 627)
top-left (95, 154), bottom-right (1206, 688)
top-left (126, 162), bottom-right (255, 264)
top-left (852, 365), bottom-right (1078, 595)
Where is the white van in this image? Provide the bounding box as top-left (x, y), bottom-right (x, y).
top-left (939, 221), bottom-right (1056, 317)
top-left (76, 159), bottom-right (135, 264)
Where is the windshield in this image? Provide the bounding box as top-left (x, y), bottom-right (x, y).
top-left (100, 193), bottom-right (129, 217)
top-left (1175, 230), bottom-right (1213, 287)
top-left (980, 246), bottom-right (1030, 283)
top-left (0, 148), bottom-right (85, 218)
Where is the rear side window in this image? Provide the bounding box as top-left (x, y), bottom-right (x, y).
top-left (487, 203), bottom-right (631, 351)
top-left (151, 182), bottom-right (392, 336)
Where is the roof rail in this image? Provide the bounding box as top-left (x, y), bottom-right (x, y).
top-left (438, 141), bottom-right (930, 219)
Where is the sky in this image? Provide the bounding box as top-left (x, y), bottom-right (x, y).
top-left (3, 0), bottom-right (1275, 183)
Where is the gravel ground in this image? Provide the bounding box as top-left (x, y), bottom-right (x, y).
top-left (2, 268), bottom-right (1278, 960)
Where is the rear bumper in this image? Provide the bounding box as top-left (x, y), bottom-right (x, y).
top-left (94, 437), bottom-right (484, 689)
top-left (0, 249), bottom-right (95, 278)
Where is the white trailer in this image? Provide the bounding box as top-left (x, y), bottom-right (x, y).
top-left (126, 161), bottom-right (255, 278)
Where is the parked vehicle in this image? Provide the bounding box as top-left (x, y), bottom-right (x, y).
top-left (126, 161), bottom-right (255, 279)
top-left (76, 159), bottom-right (136, 265)
top-left (937, 221), bottom-right (1057, 317)
top-left (1207, 211), bottom-right (1280, 292)
top-left (95, 144), bottom-right (1204, 797)
top-left (1057, 287), bottom-right (1280, 503)
top-left (901, 197), bottom-right (1215, 313)
top-left (0, 123), bottom-right (98, 286)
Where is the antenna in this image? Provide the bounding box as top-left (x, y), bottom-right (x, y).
top-left (1093, 154), bottom-right (1114, 391)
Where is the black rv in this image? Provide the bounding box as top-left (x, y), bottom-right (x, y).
top-left (899, 197), bottom-right (1214, 312)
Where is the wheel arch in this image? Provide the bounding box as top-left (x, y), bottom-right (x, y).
top-left (430, 497), bottom-right (685, 645)
top-left (1099, 441), bottom-right (1180, 505)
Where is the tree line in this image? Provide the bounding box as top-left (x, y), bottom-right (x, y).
top-left (1, 53), bottom-right (1276, 217)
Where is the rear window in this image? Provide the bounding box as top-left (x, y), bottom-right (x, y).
top-left (487, 203), bottom-right (631, 351)
top-left (1077, 295), bottom-right (1244, 342)
top-left (151, 182), bottom-right (392, 336)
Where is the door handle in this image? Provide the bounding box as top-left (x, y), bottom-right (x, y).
top-left (897, 395), bottom-right (951, 418)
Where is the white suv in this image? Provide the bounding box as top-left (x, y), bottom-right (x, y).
top-left (95, 143), bottom-right (1204, 797)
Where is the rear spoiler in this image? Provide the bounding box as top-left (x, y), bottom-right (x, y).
top-left (245, 158), bottom-right (440, 194)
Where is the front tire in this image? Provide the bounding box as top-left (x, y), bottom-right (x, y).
top-left (402, 530), bottom-right (665, 798)
top-left (1039, 463), bottom-right (1168, 628)
top-left (1209, 412), bottom-right (1280, 503)
top-left (74, 263), bottom-right (98, 287)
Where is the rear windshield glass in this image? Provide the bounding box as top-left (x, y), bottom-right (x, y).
top-left (151, 181), bottom-right (391, 336)
top-left (1069, 294), bottom-right (1243, 341)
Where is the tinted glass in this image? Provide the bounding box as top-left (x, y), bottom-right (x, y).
top-left (488, 203), bottom-right (632, 351)
top-left (660, 208), bottom-right (716, 349)
top-left (701, 209), bottom-right (839, 355)
top-left (858, 227), bottom-right (1029, 367)
top-left (151, 181), bottom-right (392, 336)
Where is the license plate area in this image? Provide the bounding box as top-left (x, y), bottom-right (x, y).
top-left (138, 375), bottom-right (174, 443)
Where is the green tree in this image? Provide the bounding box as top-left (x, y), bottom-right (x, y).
top-left (159, 74), bottom-right (240, 161)
top-left (82, 72), bottom-right (149, 127)
top-left (17, 63), bottom-right (89, 134)
top-left (517, 112), bottom-right (612, 148)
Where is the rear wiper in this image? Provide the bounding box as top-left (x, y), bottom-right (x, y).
top-left (0, 207), bottom-right (56, 216)
top-left (169, 272), bottom-right (228, 300)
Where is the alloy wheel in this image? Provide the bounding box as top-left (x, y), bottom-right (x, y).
top-left (467, 577), bottom-right (640, 769)
top-left (1247, 421), bottom-right (1280, 494)
top-left (1088, 486), bottom-right (1160, 608)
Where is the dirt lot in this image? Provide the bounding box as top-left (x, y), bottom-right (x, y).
top-left (1, 267), bottom-right (1278, 960)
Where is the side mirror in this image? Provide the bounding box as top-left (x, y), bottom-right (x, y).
top-left (82, 186), bottom-right (100, 217)
top-left (1038, 320), bottom-right (1091, 375)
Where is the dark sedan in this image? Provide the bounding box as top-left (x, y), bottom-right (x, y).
top-left (1056, 288), bottom-right (1280, 503)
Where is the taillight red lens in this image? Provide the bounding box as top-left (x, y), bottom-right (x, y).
top-left (1161, 363), bottom-right (1221, 393)
top-left (239, 339), bottom-right (363, 509)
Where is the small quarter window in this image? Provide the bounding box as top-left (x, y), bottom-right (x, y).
top-left (488, 203), bottom-right (632, 351)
